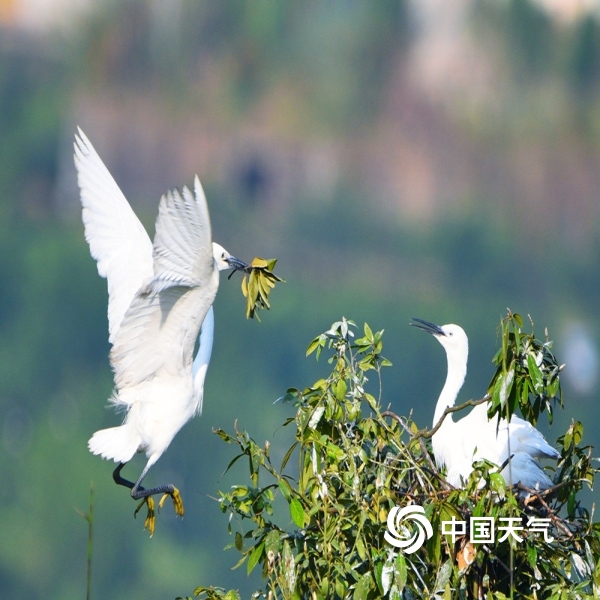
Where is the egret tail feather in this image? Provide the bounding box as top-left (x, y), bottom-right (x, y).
top-left (88, 425), bottom-right (140, 464)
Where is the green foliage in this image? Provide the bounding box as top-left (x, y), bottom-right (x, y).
top-left (177, 587), bottom-right (241, 600)
top-left (487, 311), bottom-right (563, 426)
top-left (183, 314), bottom-right (600, 599)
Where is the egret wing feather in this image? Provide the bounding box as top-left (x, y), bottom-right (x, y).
top-left (502, 415), bottom-right (560, 459)
top-left (110, 179), bottom-right (218, 392)
top-left (460, 404), bottom-right (559, 468)
top-left (74, 128), bottom-right (153, 343)
top-left (151, 178), bottom-right (213, 291)
top-left (501, 452), bottom-right (555, 490)
top-left (110, 284), bottom-right (217, 390)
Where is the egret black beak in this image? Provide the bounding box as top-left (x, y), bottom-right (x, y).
top-left (410, 318), bottom-right (446, 337)
top-left (226, 256), bottom-right (250, 279)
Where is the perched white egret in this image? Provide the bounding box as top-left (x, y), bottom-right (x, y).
top-left (411, 318), bottom-right (560, 491)
top-left (74, 128), bottom-right (248, 531)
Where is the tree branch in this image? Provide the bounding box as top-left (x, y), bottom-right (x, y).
top-left (405, 396), bottom-right (491, 440)
top-left (424, 396), bottom-right (491, 439)
top-left (517, 482), bottom-right (574, 539)
top-left (382, 410), bottom-right (441, 478)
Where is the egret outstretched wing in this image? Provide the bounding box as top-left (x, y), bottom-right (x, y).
top-left (151, 177), bottom-right (214, 291)
top-left (110, 181), bottom-right (219, 391)
top-left (74, 127), bottom-right (153, 343)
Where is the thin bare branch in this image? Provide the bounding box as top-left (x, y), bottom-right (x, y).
top-left (382, 397), bottom-right (492, 443)
top-left (382, 410), bottom-right (449, 487)
top-left (517, 482), bottom-right (574, 539)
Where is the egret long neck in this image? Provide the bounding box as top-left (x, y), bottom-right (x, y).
top-left (192, 306), bottom-right (215, 415)
top-left (433, 346), bottom-right (467, 426)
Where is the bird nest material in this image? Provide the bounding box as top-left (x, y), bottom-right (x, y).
top-left (236, 257), bottom-right (284, 320)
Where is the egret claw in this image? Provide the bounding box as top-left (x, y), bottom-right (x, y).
top-left (159, 486), bottom-right (185, 517)
top-left (134, 496), bottom-right (156, 536)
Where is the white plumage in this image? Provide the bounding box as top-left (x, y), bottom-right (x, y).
top-left (74, 128), bottom-right (246, 521)
top-left (411, 319), bottom-right (560, 491)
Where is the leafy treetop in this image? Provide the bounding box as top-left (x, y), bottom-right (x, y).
top-left (178, 312), bottom-right (599, 600)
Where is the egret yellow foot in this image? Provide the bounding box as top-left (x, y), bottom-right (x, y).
top-left (133, 487), bottom-right (184, 536)
top-left (158, 486), bottom-right (185, 518)
top-left (135, 495), bottom-right (156, 536)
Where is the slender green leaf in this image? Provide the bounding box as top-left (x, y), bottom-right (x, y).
top-left (290, 498), bottom-right (305, 528)
top-left (280, 440), bottom-right (298, 471)
top-left (395, 553), bottom-right (407, 591)
top-left (527, 353), bottom-right (543, 394)
top-left (246, 542), bottom-right (264, 575)
top-left (354, 571), bottom-right (373, 600)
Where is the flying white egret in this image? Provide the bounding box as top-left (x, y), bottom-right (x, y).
top-left (74, 128), bottom-right (248, 531)
top-left (411, 318), bottom-right (560, 491)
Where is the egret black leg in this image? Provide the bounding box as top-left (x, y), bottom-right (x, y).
top-left (112, 462), bottom-right (175, 499)
top-left (131, 481), bottom-right (176, 500)
top-left (113, 462), bottom-right (135, 490)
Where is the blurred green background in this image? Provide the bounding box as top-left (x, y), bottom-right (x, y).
top-left (2, 0), bottom-right (600, 598)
